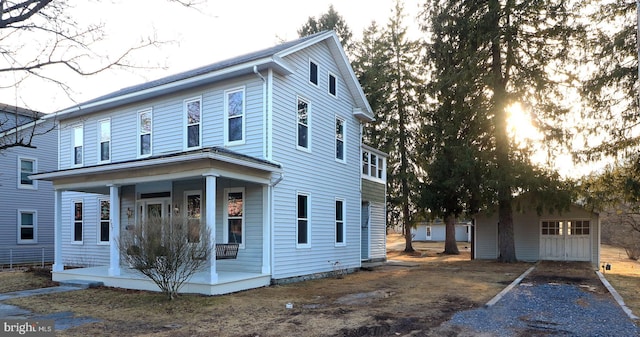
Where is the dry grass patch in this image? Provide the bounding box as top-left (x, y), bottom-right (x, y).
top-left (600, 244), bottom-right (640, 317)
top-left (6, 239), bottom-right (530, 337)
top-left (0, 268), bottom-right (57, 293)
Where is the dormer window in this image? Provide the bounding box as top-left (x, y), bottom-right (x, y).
top-left (309, 60), bottom-right (318, 86)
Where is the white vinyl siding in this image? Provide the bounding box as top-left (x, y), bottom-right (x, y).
top-left (98, 119), bottom-right (111, 163)
top-left (18, 210), bottom-right (37, 244)
top-left (18, 156), bottom-right (37, 190)
top-left (138, 109), bottom-right (152, 157)
top-left (224, 87), bottom-right (245, 146)
top-left (72, 125), bottom-right (83, 166)
top-left (184, 97), bottom-right (202, 149)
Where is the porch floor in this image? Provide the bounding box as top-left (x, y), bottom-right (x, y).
top-left (53, 266), bottom-right (271, 296)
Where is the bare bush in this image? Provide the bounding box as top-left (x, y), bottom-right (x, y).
top-left (601, 209), bottom-right (640, 261)
top-left (119, 215), bottom-right (211, 300)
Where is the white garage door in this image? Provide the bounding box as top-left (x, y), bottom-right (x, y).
top-left (540, 220), bottom-right (591, 261)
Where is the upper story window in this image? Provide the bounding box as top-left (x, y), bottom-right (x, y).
top-left (185, 97), bottom-right (202, 149)
top-left (309, 60), bottom-right (318, 85)
top-left (362, 150), bottom-right (386, 181)
top-left (73, 125), bottom-right (83, 166)
top-left (138, 109), bottom-right (152, 157)
top-left (98, 199), bottom-right (110, 244)
top-left (18, 210), bottom-right (37, 244)
top-left (18, 157), bottom-right (36, 189)
top-left (328, 72), bottom-right (337, 97)
top-left (335, 117), bottom-right (345, 162)
top-left (98, 119), bottom-right (111, 163)
top-left (297, 97), bottom-right (310, 151)
top-left (225, 88), bottom-right (245, 145)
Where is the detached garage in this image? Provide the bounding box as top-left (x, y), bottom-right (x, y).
top-left (474, 202), bottom-right (600, 267)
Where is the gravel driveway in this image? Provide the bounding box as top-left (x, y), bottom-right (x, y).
top-left (435, 261), bottom-right (640, 337)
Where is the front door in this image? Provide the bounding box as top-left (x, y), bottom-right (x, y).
top-left (540, 220), bottom-right (591, 261)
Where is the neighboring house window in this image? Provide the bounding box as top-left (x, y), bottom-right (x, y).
top-left (225, 88), bottom-right (245, 145)
top-left (297, 193), bottom-right (310, 247)
top-left (335, 117), bottom-right (345, 161)
top-left (335, 199), bottom-right (345, 245)
top-left (73, 125), bottom-right (83, 165)
top-left (98, 119), bottom-right (111, 162)
top-left (541, 220), bottom-right (562, 235)
top-left (138, 109), bottom-right (152, 156)
top-left (328, 72), bottom-right (337, 97)
top-left (224, 188), bottom-right (244, 247)
top-left (185, 97), bottom-right (202, 149)
top-left (73, 201), bottom-right (83, 243)
top-left (309, 60), bottom-right (318, 85)
top-left (18, 157), bottom-right (36, 189)
top-left (297, 97), bottom-right (310, 150)
top-left (18, 210), bottom-right (36, 244)
top-left (98, 199), bottom-right (110, 244)
top-left (185, 191), bottom-right (201, 243)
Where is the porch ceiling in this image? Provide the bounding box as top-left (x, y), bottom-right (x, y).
top-left (31, 147), bottom-right (282, 191)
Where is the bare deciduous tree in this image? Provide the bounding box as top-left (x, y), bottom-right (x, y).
top-left (119, 215), bottom-right (212, 300)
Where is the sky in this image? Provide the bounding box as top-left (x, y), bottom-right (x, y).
top-left (4, 0), bottom-right (422, 114)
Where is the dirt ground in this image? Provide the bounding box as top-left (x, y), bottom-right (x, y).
top-left (3, 236), bottom-right (638, 337)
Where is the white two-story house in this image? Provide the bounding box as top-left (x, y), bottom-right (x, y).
top-left (33, 31), bottom-right (387, 295)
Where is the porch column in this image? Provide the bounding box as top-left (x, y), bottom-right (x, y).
top-left (262, 184), bottom-right (271, 274)
top-left (52, 189), bottom-right (64, 272)
top-left (108, 184), bottom-right (121, 276)
top-left (204, 173), bottom-right (218, 283)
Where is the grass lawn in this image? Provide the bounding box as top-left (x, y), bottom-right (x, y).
top-left (600, 244), bottom-right (640, 317)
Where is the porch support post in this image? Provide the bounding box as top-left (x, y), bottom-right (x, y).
top-left (204, 173), bottom-right (218, 283)
top-left (108, 184), bottom-right (121, 276)
top-left (262, 184), bottom-right (271, 274)
top-left (52, 189), bottom-right (64, 272)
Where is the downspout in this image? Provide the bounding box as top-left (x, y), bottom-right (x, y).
top-left (253, 65), bottom-right (267, 159)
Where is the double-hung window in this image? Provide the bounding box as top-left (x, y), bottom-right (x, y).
top-left (335, 117), bottom-right (345, 162)
top-left (225, 88), bottom-right (245, 145)
top-left (18, 210), bottom-right (36, 244)
top-left (98, 199), bottom-right (110, 244)
top-left (224, 188), bottom-right (244, 247)
top-left (98, 119), bottom-right (111, 163)
top-left (18, 157), bottom-right (36, 189)
top-left (335, 199), bottom-right (345, 245)
top-left (73, 125), bottom-right (83, 166)
top-left (185, 97), bottom-right (202, 149)
top-left (138, 109), bottom-right (152, 157)
top-left (73, 201), bottom-right (83, 243)
top-left (185, 191), bottom-right (201, 243)
top-left (297, 97), bottom-right (310, 150)
top-left (297, 193), bottom-right (310, 247)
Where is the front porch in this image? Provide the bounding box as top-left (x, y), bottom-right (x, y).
top-left (53, 266), bottom-right (271, 295)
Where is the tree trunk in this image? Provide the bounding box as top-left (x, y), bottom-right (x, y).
top-left (443, 213), bottom-right (460, 254)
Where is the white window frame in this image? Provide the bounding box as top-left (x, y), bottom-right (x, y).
top-left (361, 151), bottom-right (386, 182)
top-left (335, 116), bottom-right (346, 163)
top-left (17, 209), bottom-right (37, 244)
top-left (138, 108), bottom-right (153, 158)
top-left (72, 124), bottom-right (83, 166)
top-left (17, 156), bottom-right (37, 190)
top-left (224, 87), bottom-right (246, 146)
top-left (328, 72), bottom-right (338, 97)
top-left (98, 118), bottom-right (111, 163)
top-left (296, 96), bottom-right (311, 152)
top-left (97, 198), bottom-right (110, 245)
top-left (184, 96), bottom-right (203, 150)
top-left (223, 187), bottom-right (245, 249)
top-left (335, 198), bottom-right (346, 246)
top-left (296, 192), bottom-right (311, 248)
top-left (309, 59), bottom-right (319, 86)
top-left (184, 190), bottom-right (202, 243)
top-left (72, 200), bottom-right (83, 244)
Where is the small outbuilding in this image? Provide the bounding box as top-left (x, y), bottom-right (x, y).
top-left (474, 200), bottom-right (600, 267)
top-left (412, 219), bottom-right (471, 242)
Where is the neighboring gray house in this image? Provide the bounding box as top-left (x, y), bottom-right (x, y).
top-left (474, 196), bottom-right (600, 267)
top-left (361, 145), bottom-right (387, 262)
top-left (33, 31), bottom-right (386, 295)
top-left (412, 219), bottom-right (471, 242)
top-left (0, 104), bottom-right (56, 266)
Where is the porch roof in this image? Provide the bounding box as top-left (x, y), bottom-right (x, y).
top-left (31, 147), bottom-right (282, 190)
